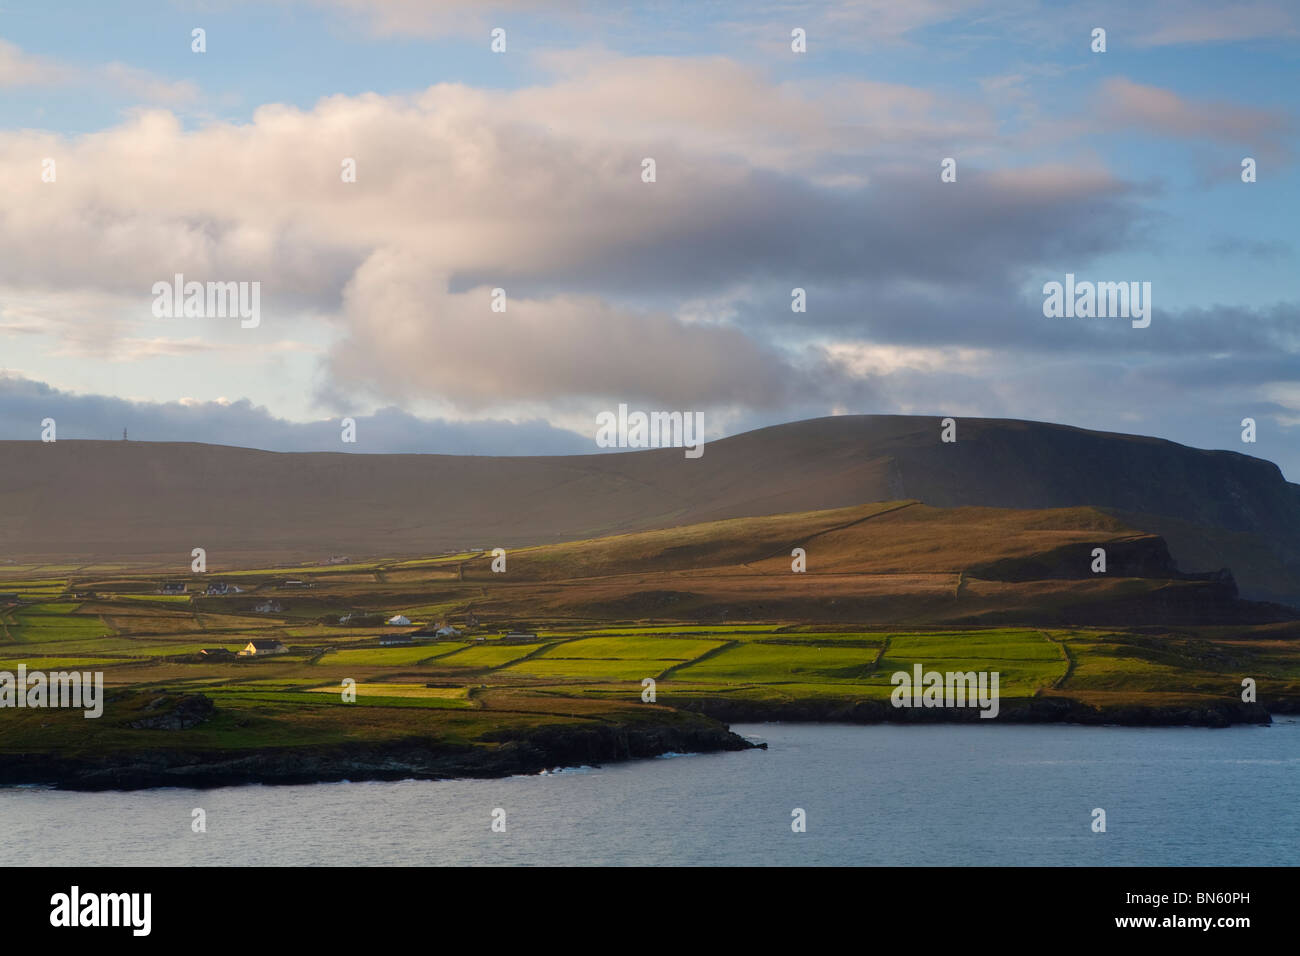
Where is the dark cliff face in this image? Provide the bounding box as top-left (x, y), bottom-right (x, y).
top-left (957, 534), bottom-right (1296, 625)
top-left (808, 416), bottom-right (1300, 605)
top-left (967, 535), bottom-right (1187, 583)
top-left (867, 417), bottom-right (1293, 533)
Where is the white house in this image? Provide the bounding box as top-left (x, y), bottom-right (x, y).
top-left (239, 640), bottom-right (288, 657)
top-left (387, 614), bottom-right (411, 626)
top-left (435, 625), bottom-right (461, 638)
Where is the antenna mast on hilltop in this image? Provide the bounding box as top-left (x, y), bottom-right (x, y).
top-left (123, 428), bottom-right (128, 441)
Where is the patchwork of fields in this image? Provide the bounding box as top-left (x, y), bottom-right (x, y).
top-left (1, 533), bottom-right (1297, 766)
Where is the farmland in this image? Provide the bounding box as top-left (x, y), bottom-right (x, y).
top-left (0, 500), bottom-right (1297, 788)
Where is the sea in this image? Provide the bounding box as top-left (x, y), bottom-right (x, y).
top-left (2, 720), bottom-right (1296, 866)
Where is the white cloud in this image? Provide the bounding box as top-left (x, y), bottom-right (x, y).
top-left (0, 56), bottom-right (1016, 412)
top-left (0, 38), bottom-right (74, 86)
top-left (0, 38), bottom-right (198, 104)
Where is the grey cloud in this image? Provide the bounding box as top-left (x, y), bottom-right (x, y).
top-left (325, 253), bottom-right (880, 411)
top-left (726, 271), bottom-right (1299, 364)
top-left (0, 375), bottom-right (593, 455)
top-left (454, 165), bottom-right (1141, 302)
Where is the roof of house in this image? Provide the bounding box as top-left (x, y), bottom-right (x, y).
top-left (246, 640), bottom-right (286, 649)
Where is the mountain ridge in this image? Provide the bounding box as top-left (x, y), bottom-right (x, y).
top-left (2, 414), bottom-right (1297, 604)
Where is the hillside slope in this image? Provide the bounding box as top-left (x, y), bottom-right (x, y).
top-left (442, 502), bottom-right (1289, 627)
top-left (1, 415), bottom-right (1296, 603)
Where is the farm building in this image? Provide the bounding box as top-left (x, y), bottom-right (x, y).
top-left (378, 634), bottom-right (414, 646)
top-left (205, 582), bottom-right (230, 596)
top-left (239, 640), bottom-right (288, 657)
top-left (161, 582), bottom-right (187, 595)
top-left (253, 600), bottom-right (283, 613)
top-left (435, 625), bottom-right (461, 638)
top-left (198, 648), bottom-right (236, 660)
top-left (505, 631), bottom-right (537, 640)
top-left (387, 614), bottom-right (411, 626)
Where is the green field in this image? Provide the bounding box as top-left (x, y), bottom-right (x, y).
top-left (1, 519), bottom-right (1295, 775)
top-left (506, 657), bottom-right (683, 680)
top-left (0, 656), bottom-right (125, 670)
top-left (539, 625), bottom-right (780, 637)
top-left (8, 603), bottom-right (115, 643)
top-left (674, 642), bottom-right (880, 683)
top-left (305, 682), bottom-right (470, 702)
top-left (318, 643), bottom-right (469, 667)
top-left (438, 643), bottom-right (540, 668)
top-left (534, 635), bottom-right (726, 660)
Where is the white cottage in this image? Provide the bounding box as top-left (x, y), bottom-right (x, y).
top-left (239, 640), bottom-right (288, 657)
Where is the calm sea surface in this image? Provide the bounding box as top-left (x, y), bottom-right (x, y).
top-left (3, 720), bottom-right (1296, 866)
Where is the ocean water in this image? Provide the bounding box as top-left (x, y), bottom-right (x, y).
top-left (2, 720), bottom-right (1296, 866)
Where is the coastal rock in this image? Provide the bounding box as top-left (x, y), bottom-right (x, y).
top-left (125, 693), bottom-right (215, 730)
top-left (0, 715), bottom-right (757, 791)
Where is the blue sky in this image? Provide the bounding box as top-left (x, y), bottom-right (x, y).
top-left (1, 0), bottom-right (1297, 476)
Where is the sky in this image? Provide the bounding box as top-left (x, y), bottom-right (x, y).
top-left (1, 0), bottom-right (1297, 475)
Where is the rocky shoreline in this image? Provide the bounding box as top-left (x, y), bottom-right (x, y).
top-left (0, 720), bottom-right (760, 792)
top-left (2, 695), bottom-right (1287, 791)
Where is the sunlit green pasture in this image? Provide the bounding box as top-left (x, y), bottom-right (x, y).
top-left (505, 657), bottom-right (682, 680)
top-left (317, 643), bottom-right (469, 666)
top-left (537, 635), bottom-right (726, 660)
top-left (673, 642), bottom-right (880, 683)
top-left (437, 643), bottom-right (541, 668)
top-left (8, 604), bottom-right (114, 642)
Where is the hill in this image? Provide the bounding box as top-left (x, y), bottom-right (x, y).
top-left (1, 415), bottom-right (1296, 603)
top-left (440, 501), bottom-right (1291, 627)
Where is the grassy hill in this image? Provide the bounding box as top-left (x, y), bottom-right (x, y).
top-left (2, 415), bottom-right (1297, 604)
